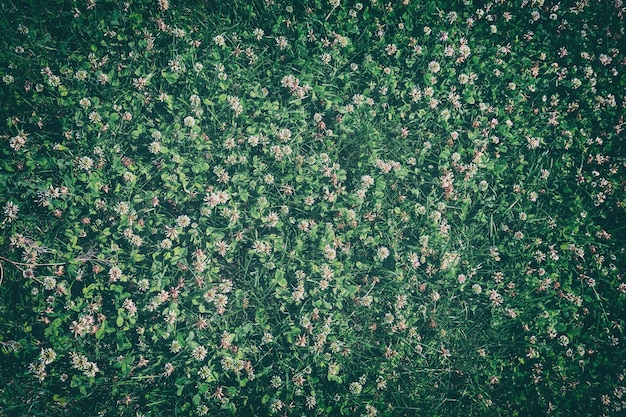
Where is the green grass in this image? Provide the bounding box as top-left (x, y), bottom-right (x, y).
top-left (1, 0), bottom-right (625, 416)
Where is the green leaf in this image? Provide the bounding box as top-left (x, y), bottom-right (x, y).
top-left (286, 328), bottom-right (300, 344)
top-left (95, 320), bottom-right (107, 340)
top-left (327, 373), bottom-right (342, 383)
top-left (52, 394), bottom-right (68, 406)
top-left (344, 284), bottom-right (359, 296)
top-left (121, 362), bottom-right (131, 376)
top-left (162, 71), bottom-right (180, 85)
top-left (131, 252), bottom-right (145, 263)
top-left (275, 270), bottom-right (287, 288)
top-left (493, 161), bottom-right (508, 175)
top-left (131, 123), bottom-right (145, 139)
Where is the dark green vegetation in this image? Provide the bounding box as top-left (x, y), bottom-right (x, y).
top-left (1, 0), bottom-right (625, 415)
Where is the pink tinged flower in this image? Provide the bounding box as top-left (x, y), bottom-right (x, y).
top-left (191, 345), bottom-right (208, 361)
top-left (3, 201), bottom-right (19, 220)
top-left (489, 290), bottom-right (503, 306)
top-left (122, 298), bottom-right (137, 316)
top-left (163, 362), bottom-right (174, 376)
top-left (137, 356), bottom-right (149, 368)
top-left (108, 266), bottom-right (122, 283)
top-left (439, 346), bottom-right (451, 359)
top-left (296, 334), bottom-right (307, 347)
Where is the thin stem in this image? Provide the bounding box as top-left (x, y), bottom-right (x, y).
top-left (0, 256), bottom-right (66, 267)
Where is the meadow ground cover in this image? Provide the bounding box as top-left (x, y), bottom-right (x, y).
top-left (0, 0), bottom-right (625, 415)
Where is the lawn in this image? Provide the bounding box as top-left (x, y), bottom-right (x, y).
top-left (0, 0), bottom-right (625, 416)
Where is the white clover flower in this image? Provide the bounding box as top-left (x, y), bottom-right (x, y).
top-left (77, 156), bottom-right (94, 171)
top-left (74, 70), bottom-right (87, 81)
top-left (108, 266), bottom-right (122, 282)
top-left (158, 0), bottom-right (169, 10)
top-left (428, 61), bottom-right (441, 73)
top-left (213, 34), bottom-right (226, 46)
top-left (130, 235), bottom-right (142, 247)
top-left (88, 111), bottom-right (101, 123)
top-left (377, 246), bottom-right (390, 260)
top-left (169, 340), bottom-right (182, 354)
top-left (123, 171), bottom-right (135, 182)
top-left (253, 28), bottom-right (264, 40)
top-left (226, 95), bottom-right (243, 115)
top-left (3, 201), bottom-right (19, 221)
top-left (148, 141), bottom-right (161, 154)
top-left (176, 215), bottom-right (191, 228)
top-left (189, 94), bottom-right (201, 107)
top-left (47, 75), bottom-right (61, 87)
top-left (137, 279), bottom-right (149, 291)
top-left (385, 44), bottom-right (398, 56)
top-left (9, 131), bottom-right (28, 151)
top-left (115, 202), bottom-right (130, 215)
top-left (42, 276), bottom-right (57, 290)
top-left (40, 348), bottom-right (56, 365)
top-left (183, 116), bottom-right (195, 127)
top-left (191, 345), bottom-right (208, 361)
top-left (361, 295), bottom-right (373, 307)
top-left (349, 381), bottom-right (362, 395)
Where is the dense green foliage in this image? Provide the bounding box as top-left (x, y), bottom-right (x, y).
top-left (1, 0), bottom-right (625, 415)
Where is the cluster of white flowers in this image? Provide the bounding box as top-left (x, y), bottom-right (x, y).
top-left (9, 130), bottom-right (28, 151)
top-left (281, 75), bottom-right (312, 98)
top-left (226, 95), bottom-right (243, 116)
top-left (3, 201), bottom-right (19, 223)
top-left (70, 352), bottom-right (100, 377)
